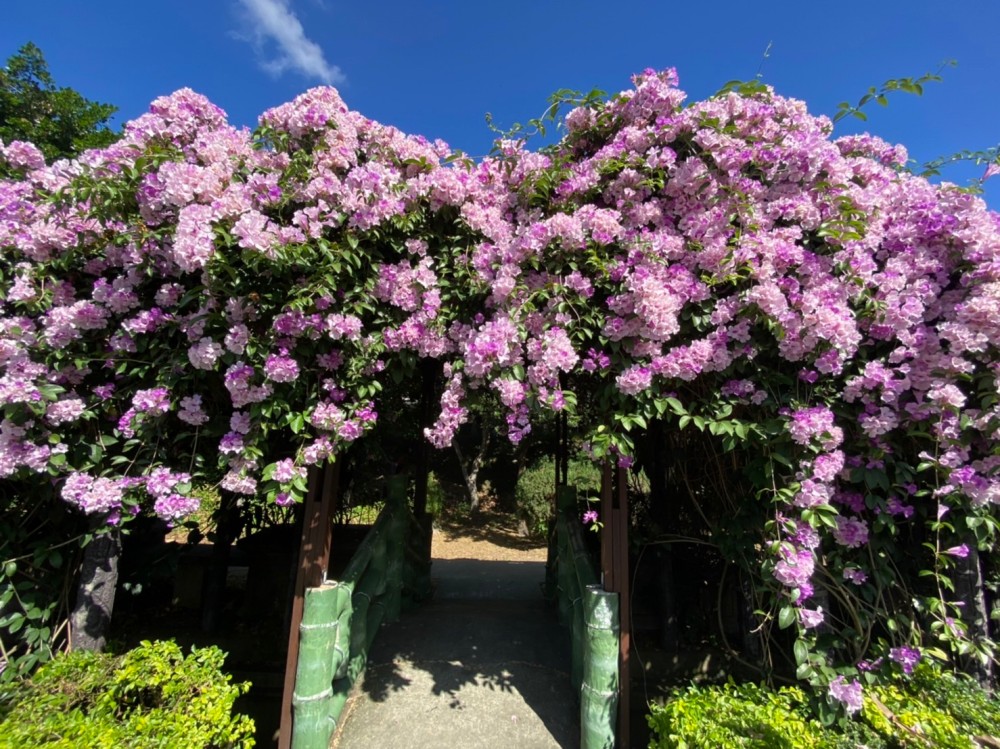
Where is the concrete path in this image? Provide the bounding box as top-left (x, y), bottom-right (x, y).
top-left (331, 558), bottom-right (579, 749)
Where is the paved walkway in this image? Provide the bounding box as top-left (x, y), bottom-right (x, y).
top-left (331, 558), bottom-right (579, 748)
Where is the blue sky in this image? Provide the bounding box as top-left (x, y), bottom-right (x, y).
top-left (4, 0), bottom-right (998, 205)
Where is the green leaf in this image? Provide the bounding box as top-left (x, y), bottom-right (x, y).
top-left (793, 638), bottom-right (809, 665)
top-left (778, 606), bottom-right (796, 629)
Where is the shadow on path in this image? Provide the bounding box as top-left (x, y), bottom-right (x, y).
top-left (332, 558), bottom-right (579, 748)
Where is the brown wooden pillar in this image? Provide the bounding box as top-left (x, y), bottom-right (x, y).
top-left (278, 460), bottom-right (340, 749)
top-left (413, 359), bottom-right (438, 517)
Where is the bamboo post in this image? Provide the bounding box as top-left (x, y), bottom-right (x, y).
top-left (582, 584), bottom-right (619, 749)
top-left (615, 466), bottom-right (631, 748)
top-left (571, 581), bottom-right (584, 693)
top-left (291, 583), bottom-right (349, 749)
top-left (280, 461), bottom-right (338, 749)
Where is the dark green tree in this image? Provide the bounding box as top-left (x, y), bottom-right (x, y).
top-left (0, 42), bottom-right (118, 162)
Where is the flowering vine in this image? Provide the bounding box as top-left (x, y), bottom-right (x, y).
top-left (2, 69), bottom-right (999, 704)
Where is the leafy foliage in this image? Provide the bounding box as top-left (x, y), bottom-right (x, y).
top-left (0, 480), bottom-right (83, 686)
top-left (832, 62), bottom-right (953, 123)
top-left (647, 681), bottom-right (845, 748)
top-left (0, 43), bottom-right (118, 165)
top-left (0, 639), bottom-right (255, 748)
top-left (516, 457), bottom-right (601, 535)
top-left (649, 665), bottom-right (1000, 749)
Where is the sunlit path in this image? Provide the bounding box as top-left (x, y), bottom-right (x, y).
top-left (331, 517), bottom-right (578, 748)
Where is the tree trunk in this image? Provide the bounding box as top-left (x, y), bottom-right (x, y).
top-left (69, 520), bottom-right (121, 652)
top-left (202, 493), bottom-right (241, 633)
top-left (453, 426), bottom-right (489, 512)
top-left (954, 542), bottom-right (993, 686)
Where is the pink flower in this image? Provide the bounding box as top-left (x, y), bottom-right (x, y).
top-left (787, 407), bottom-right (843, 450)
top-left (944, 544), bottom-right (970, 559)
top-left (829, 676), bottom-right (863, 714)
top-left (582, 510), bottom-right (599, 524)
top-left (264, 353), bottom-right (299, 383)
top-left (188, 337), bottom-right (223, 370)
top-left (832, 517), bottom-right (869, 549)
top-left (46, 397), bottom-right (85, 425)
top-left (889, 646), bottom-right (921, 674)
top-left (773, 547), bottom-right (814, 590)
top-left (154, 493), bottom-right (200, 522)
top-left (799, 607), bottom-right (824, 629)
top-left (178, 395), bottom-right (209, 426)
top-left (843, 567), bottom-right (868, 585)
top-left (273, 458), bottom-right (305, 484)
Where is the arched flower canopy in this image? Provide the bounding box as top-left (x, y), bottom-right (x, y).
top-left (3, 69), bottom-right (999, 690)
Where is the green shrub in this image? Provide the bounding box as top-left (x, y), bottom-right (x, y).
top-left (516, 458), bottom-right (601, 536)
top-left (647, 668), bottom-right (1000, 749)
top-left (907, 662), bottom-right (1000, 739)
top-left (647, 681), bottom-right (833, 748)
top-left (0, 639), bottom-right (255, 748)
top-left (862, 682), bottom-right (972, 749)
top-left (858, 662), bottom-right (1000, 748)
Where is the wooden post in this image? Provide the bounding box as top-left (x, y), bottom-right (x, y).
top-left (278, 460), bottom-right (339, 749)
top-left (600, 461), bottom-right (614, 590)
top-left (413, 359), bottom-right (439, 517)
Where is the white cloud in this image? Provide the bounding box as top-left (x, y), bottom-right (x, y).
top-left (235, 0), bottom-right (345, 85)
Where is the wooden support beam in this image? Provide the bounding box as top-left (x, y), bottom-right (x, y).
top-left (413, 359), bottom-right (438, 517)
top-left (600, 461), bottom-right (614, 591)
top-left (278, 460), bottom-right (339, 749)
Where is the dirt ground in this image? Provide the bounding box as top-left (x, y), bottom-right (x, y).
top-left (430, 510), bottom-right (549, 562)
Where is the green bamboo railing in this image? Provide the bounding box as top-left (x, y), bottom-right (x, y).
top-left (554, 486), bottom-right (620, 749)
top-left (290, 477), bottom-right (431, 749)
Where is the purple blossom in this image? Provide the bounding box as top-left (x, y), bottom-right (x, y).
top-left (273, 458), bottom-right (305, 484)
top-left (132, 387), bottom-right (170, 416)
top-left (60, 472), bottom-right (124, 515)
top-left (230, 411), bottom-right (252, 434)
top-left (799, 607), bottom-right (824, 629)
top-left (145, 467), bottom-right (190, 498)
top-left (773, 546), bottom-right (814, 590)
top-left (219, 431), bottom-right (245, 455)
top-left (178, 395), bottom-right (209, 426)
top-left (832, 517), bottom-right (869, 549)
top-left (582, 510), bottom-right (599, 525)
top-left (188, 337), bottom-right (223, 370)
top-left (46, 397), bottom-right (85, 425)
top-left (944, 544), bottom-right (970, 559)
top-left (843, 567), bottom-right (868, 585)
top-left (889, 646), bottom-right (921, 674)
top-left (828, 676), bottom-right (863, 714)
top-left (154, 493), bottom-right (200, 522)
top-left (264, 353), bottom-right (300, 383)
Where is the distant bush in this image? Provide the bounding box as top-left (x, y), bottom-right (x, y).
top-left (516, 458), bottom-right (601, 536)
top-left (0, 639), bottom-right (255, 748)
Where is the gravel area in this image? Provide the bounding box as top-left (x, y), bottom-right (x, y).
top-left (431, 511), bottom-right (549, 562)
